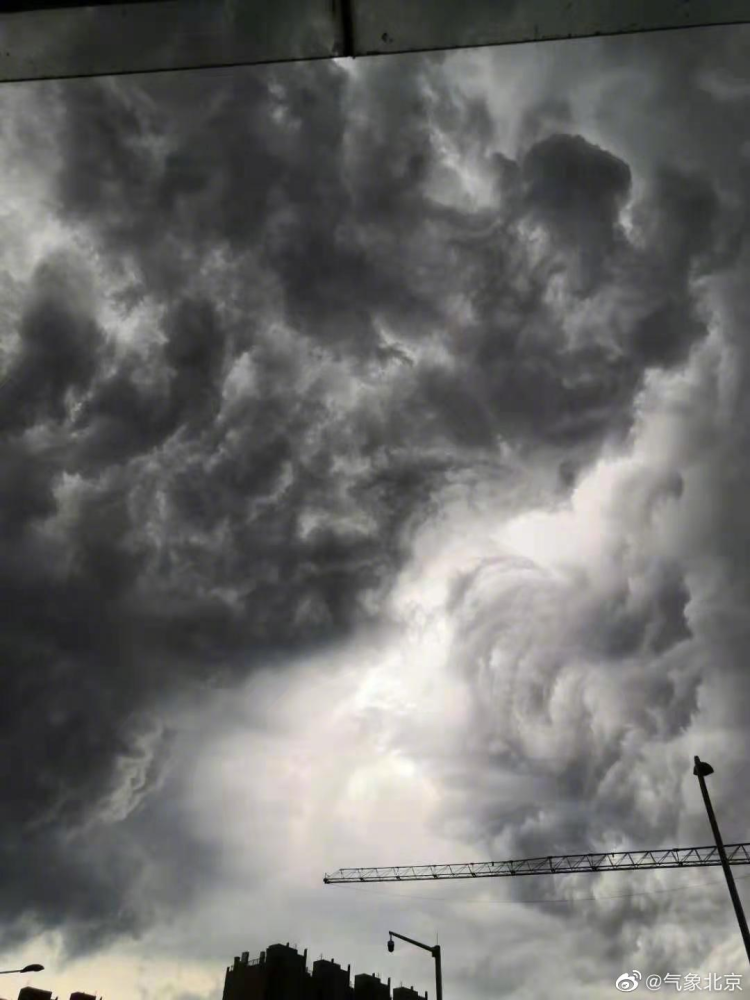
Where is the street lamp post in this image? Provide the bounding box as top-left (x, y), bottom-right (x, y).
top-left (694, 755), bottom-right (750, 968)
top-left (0, 964), bottom-right (44, 974)
top-left (387, 931), bottom-right (442, 1000)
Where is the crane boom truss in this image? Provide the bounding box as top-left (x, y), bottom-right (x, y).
top-left (324, 843), bottom-right (750, 883)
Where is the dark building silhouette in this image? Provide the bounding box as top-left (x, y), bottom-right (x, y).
top-left (224, 943), bottom-right (310, 1000)
top-left (222, 944), bottom-right (411, 1000)
top-left (223, 950), bottom-right (268, 1000)
top-left (393, 988), bottom-right (427, 1000)
top-left (16, 988), bottom-right (99, 1000)
top-left (310, 958), bottom-right (352, 1000)
top-left (10, 988), bottom-right (99, 1000)
top-left (265, 944), bottom-right (310, 999)
top-left (353, 974), bottom-right (390, 1000)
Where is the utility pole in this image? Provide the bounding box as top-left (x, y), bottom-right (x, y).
top-left (693, 756), bottom-right (750, 968)
top-left (388, 931), bottom-right (442, 1000)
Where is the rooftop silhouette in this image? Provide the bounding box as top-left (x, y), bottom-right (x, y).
top-left (223, 944), bottom-right (424, 1000)
top-left (16, 987), bottom-right (101, 1000)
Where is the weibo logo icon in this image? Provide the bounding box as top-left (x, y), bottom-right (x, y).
top-left (615, 971), bottom-right (642, 992)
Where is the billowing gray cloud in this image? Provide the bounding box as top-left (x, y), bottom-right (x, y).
top-left (0, 252), bottom-right (101, 433)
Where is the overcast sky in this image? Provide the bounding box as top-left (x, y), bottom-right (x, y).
top-left (2, 20), bottom-right (750, 1000)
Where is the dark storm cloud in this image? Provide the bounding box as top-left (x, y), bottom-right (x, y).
top-left (74, 292), bottom-right (227, 467)
top-left (72, 360), bottom-right (179, 468)
top-left (0, 27), bottom-right (744, 967)
top-left (637, 167), bottom-right (720, 273)
top-left (628, 299), bottom-right (704, 370)
top-left (595, 565), bottom-right (692, 659)
top-left (397, 132), bottom-right (719, 451)
top-left (0, 438), bottom-right (57, 535)
top-left (0, 252), bottom-right (101, 433)
top-left (55, 59), bottom-right (453, 353)
top-left (521, 132), bottom-right (631, 285)
top-left (52, 58), bottom-right (717, 450)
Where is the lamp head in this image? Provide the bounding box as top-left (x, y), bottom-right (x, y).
top-left (387, 939), bottom-right (394, 953)
top-left (21, 965), bottom-right (44, 973)
top-left (693, 757), bottom-right (714, 778)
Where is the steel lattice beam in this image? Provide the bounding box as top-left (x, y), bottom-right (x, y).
top-left (323, 843), bottom-right (750, 883)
